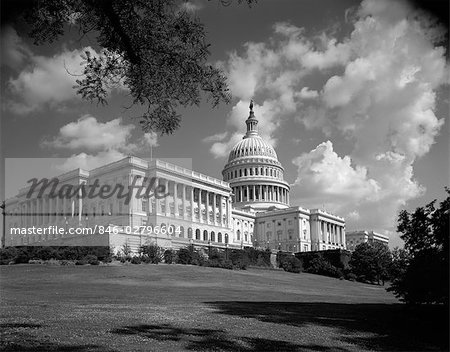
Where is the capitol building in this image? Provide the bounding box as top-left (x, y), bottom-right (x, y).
top-left (4, 103), bottom-right (346, 253)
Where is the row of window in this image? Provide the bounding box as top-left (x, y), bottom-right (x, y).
top-left (147, 224), bottom-right (231, 243)
top-left (224, 166), bottom-right (282, 181)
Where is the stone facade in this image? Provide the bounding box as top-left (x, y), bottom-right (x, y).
top-left (345, 230), bottom-right (389, 251)
top-left (4, 103), bottom-right (346, 253)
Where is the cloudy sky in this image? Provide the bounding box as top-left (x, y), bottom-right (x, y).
top-left (1, 0), bottom-right (448, 247)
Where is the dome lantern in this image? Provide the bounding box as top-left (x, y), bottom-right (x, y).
top-left (245, 100), bottom-right (259, 138)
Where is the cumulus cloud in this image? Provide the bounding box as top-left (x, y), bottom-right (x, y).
top-left (291, 141), bottom-right (380, 202)
top-left (5, 46), bottom-right (98, 114)
top-left (207, 0), bottom-right (447, 245)
top-left (43, 115), bottom-right (135, 152)
top-left (57, 150), bottom-right (127, 172)
top-left (45, 115), bottom-right (155, 172)
top-left (0, 27), bottom-right (32, 70)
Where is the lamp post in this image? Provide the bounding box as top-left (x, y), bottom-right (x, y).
top-left (225, 233), bottom-right (229, 260)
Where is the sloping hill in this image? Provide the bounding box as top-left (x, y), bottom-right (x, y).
top-left (1, 264), bottom-right (447, 352)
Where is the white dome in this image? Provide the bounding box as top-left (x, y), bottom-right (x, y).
top-left (228, 135), bottom-right (278, 162)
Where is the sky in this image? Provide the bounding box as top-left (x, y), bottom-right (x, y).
top-left (1, 0), bottom-right (449, 248)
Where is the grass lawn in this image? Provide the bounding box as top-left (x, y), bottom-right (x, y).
top-left (0, 264), bottom-right (448, 352)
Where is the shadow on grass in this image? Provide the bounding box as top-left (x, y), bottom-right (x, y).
top-left (0, 322), bottom-right (115, 352)
top-left (111, 323), bottom-right (346, 351)
top-left (206, 301), bottom-right (449, 351)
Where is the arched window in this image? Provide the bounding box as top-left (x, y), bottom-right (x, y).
top-left (244, 232), bottom-right (248, 242)
top-left (179, 226), bottom-right (184, 238)
top-left (237, 229), bottom-right (241, 241)
top-left (225, 233), bottom-right (229, 244)
top-left (250, 168), bottom-right (253, 176)
top-left (210, 231), bottom-right (215, 242)
top-left (203, 230), bottom-right (208, 241)
top-left (188, 228), bottom-right (193, 239)
top-left (195, 229), bottom-right (200, 240)
top-left (218, 232), bottom-right (222, 243)
top-left (239, 169), bottom-right (242, 177)
top-left (244, 169), bottom-right (248, 176)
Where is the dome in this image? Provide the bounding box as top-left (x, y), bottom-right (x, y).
top-left (228, 135), bottom-right (278, 162)
top-left (222, 100), bottom-right (290, 212)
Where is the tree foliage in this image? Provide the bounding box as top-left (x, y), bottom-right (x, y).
top-left (388, 188), bottom-right (449, 304)
top-left (349, 242), bottom-right (392, 285)
top-left (22, 0), bottom-right (254, 134)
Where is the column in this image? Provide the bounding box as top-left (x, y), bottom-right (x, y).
top-left (40, 198), bottom-right (44, 225)
top-left (190, 186), bottom-right (195, 221)
top-left (219, 194), bottom-right (224, 226)
top-left (213, 193), bottom-right (217, 225)
top-left (226, 196), bottom-right (232, 227)
top-left (182, 184), bottom-right (186, 219)
top-left (206, 191), bottom-right (210, 224)
top-left (62, 195), bottom-right (66, 221)
top-left (156, 178), bottom-right (162, 214)
top-left (174, 182), bottom-right (179, 217)
top-left (165, 179), bottom-right (170, 216)
top-left (78, 188), bottom-right (83, 224)
top-left (198, 189), bottom-right (202, 223)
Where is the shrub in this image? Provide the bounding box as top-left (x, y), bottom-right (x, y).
top-left (304, 254), bottom-right (342, 278)
top-left (280, 256), bottom-right (302, 273)
top-left (163, 249), bottom-right (175, 264)
top-left (60, 260), bottom-right (76, 266)
top-left (176, 247), bottom-right (192, 264)
top-left (35, 247), bottom-right (57, 261)
top-left (83, 254), bottom-right (100, 265)
top-left (228, 250), bottom-right (250, 270)
top-left (130, 256), bottom-right (142, 264)
top-left (140, 244), bottom-right (162, 264)
top-left (256, 253), bottom-right (270, 267)
top-left (0, 247), bottom-right (18, 265)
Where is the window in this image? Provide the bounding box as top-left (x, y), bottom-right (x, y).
top-left (142, 199), bottom-right (148, 212)
top-left (218, 232), bottom-right (222, 243)
top-left (237, 230), bottom-right (241, 241)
